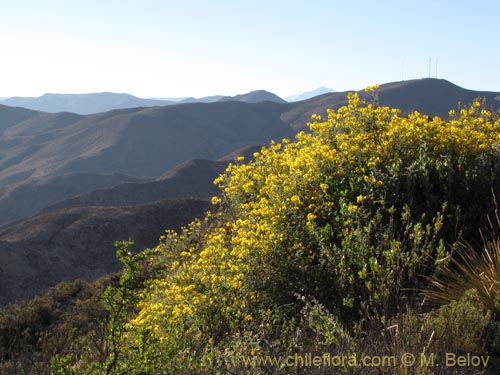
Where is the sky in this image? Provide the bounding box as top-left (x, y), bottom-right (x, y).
top-left (1, 0), bottom-right (499, 99)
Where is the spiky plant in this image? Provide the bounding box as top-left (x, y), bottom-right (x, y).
top-left (425, 208), bottom-right (500, 312)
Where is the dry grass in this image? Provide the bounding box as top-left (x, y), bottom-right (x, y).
top-left (425, 207), bottom-right (500, 312)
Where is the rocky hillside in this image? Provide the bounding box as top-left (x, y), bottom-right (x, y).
top-left (0, 199), bottom-right (209, 306)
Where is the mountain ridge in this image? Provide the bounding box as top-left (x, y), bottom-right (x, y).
top-left (40, 145), bottom-right (264, 215)
top-left (283, 78), bottom-right (500, 131)
top-left (2, 79), bottom-right (499, 188)
top-left (0, 172), bottom-right (148, 226)
top-left (0, 100), bottom-right (294, 186)
top-left (217, 90), bottom-right (287, 104)
top-left (40, 159), bottom-right (226, 213)
top-left (2, 78), bottom-right (500, 306)
top-left (0, 92), bottom-right (175, 115)
top-left (0, 89), bottom-right (288, 115)
top-left (286, 86), bottom-right (335, 102)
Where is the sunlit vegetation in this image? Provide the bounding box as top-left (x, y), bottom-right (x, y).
top-left (4, 88), bottom-right (500, 374)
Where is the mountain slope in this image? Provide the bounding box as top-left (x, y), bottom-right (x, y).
top-left (0, 199), bottom-right (209, 306)
top-left (41, 145), bottom-right (264, 213)
top-left (42, 159), bottom-right (226, 212)
top-left (0, 172), bottom-right (148, 226)
top-left (2, 79), bottom-right (498, 186)
top-left (218, 90), bottom-right (287, 104)
top-left (0, 104), bottom-right (42, 135)
top-left (3, 111), bottom-right (85, 137)
top-left (216, 144), bottom-right (263, 162)
top-left (374, 78), bottom-right (500, 116)
top-left (283, 78), bottom-right (500, 132)
top-left (0, 93), bottom-right (174, 115)
top-left (0, 101), bottom-right (294, 186)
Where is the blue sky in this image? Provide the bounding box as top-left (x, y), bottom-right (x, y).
top-left (1, 0), bottom-right (499, 98)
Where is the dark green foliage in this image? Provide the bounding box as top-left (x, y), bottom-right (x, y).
top-left (0, 276), bottom-right (115, 375)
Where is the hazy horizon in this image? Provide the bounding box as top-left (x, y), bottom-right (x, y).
top-left (1, 0), bottom-right (499, 98)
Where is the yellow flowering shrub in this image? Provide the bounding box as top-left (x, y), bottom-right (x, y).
top-left (119, 91), bottom-right (500, 373)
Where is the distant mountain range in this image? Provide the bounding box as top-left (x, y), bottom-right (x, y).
top-left (0, 93), bottom-right (174, 115)
top-left (0, 90), bottom-right (287, 115)
top-left (218, 90), bottom-right (287, 104)
top-left (0, 88), bottom-right (341, 116)
top-left (286, 87), bottom-right (335, 102)
top-left (180, 95), bottom-right (225, 104)
top-left (2, 78), bottom-right (499, 204)
top-left (1, 78), bottom-right (500, 305)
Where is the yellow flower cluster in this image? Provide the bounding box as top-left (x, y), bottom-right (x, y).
top-left (127, 90), bottom-right (500, 346)
top-left (129, 219), bottom-right (254, 340)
